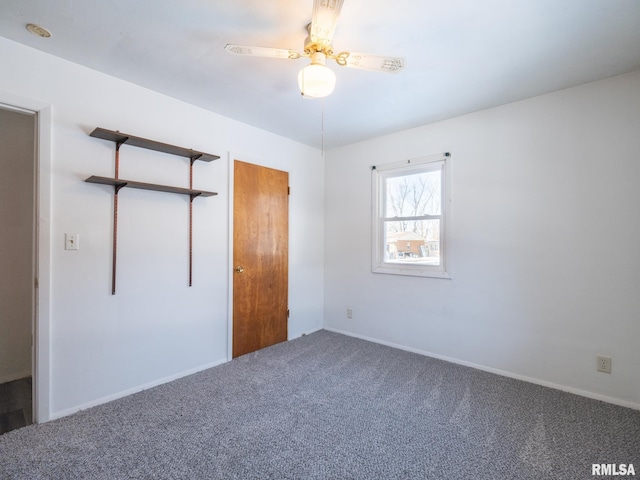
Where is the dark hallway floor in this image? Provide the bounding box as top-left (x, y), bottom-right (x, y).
top-left (0, 377), bottom-right (32, 435)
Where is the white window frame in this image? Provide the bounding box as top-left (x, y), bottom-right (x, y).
top-left (371, 153), bottom-right (451, 279)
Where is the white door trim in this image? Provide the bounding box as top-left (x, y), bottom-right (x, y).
top-left (0, 90), bottom-right (53, 423)
top-left (226, 153), bottom-right (234, 362)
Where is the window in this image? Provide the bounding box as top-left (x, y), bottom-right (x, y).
top-left (372, 153), bottom-right (451, 278)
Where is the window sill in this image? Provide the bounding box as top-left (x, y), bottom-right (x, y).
top-left (372, 264), bottom-right (452, 279)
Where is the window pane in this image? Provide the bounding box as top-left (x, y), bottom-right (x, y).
top-left (385, 170), bottom-right (441, 218)
top-left (384, 219), bottom-right (441, 265)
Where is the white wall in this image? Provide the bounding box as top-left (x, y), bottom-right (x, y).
top-left (0, 107), bottom-right (34, 384)
top-left (0, 36), bottom-right (324, 419)
top-left (324, 70), bottom-right (640, 408)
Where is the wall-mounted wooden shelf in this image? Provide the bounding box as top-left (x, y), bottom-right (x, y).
top-left (85, 175), bottom-right (217, 198)
top-left (85, 127), bottom-right (219, 294)
top-left (90, 127), bottom-right (220, 162)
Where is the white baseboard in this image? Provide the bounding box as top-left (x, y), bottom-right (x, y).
top-left (49, 358), bottom-right (228, 421)
top-left (324, 327), bottom-right (640, 411)
top-left (288, 326), bottom-right (323, 341)
top-left (0, 370), bottom-right (31, 385)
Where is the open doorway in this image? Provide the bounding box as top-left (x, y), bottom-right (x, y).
top-left (0, 105), bottom-right (36, 434)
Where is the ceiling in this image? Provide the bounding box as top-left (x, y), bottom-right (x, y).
top-left (1, 0), bottom-right (639, 149)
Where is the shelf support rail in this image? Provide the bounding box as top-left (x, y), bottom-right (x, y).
top-left (112, 139), bottom-right (127, 295)
top-left (189, 156), bottom-right (200, 287)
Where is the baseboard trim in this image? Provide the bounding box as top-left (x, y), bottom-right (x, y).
top-left (0, 370), bottom-right (31, 385)
top-left (324, 327), bottom-right (640, 411)
top-left (288, 326), bottom-right (323, 341)
top-left (49, 358), bottom-right (228, 421)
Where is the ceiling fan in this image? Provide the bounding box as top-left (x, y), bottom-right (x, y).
top-left (225, 0), bottom-right (405, 98)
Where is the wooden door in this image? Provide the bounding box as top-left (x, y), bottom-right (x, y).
top-left (233, 160), bottom-right (288, 358)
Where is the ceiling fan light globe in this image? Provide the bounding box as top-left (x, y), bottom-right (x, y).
top-left (298, 64), bottom-right (336, 98)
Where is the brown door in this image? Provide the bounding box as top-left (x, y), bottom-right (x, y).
top-left (233, 160), bottom-right (289, 358)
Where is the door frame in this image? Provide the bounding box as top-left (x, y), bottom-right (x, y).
top-left (226, 154), bottom-right (290, 362)
top-left (0, 90), bottom-right (52, 423)
top-left (226, 153), bottom-right (234, 362)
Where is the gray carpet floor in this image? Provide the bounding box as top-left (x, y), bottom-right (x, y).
top-left (0, 330), bottom-right (638, 479)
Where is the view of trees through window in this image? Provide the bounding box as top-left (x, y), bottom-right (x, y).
top-left (384, 169), bottom-right (442, 265)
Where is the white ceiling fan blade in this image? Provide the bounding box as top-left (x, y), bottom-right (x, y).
top-left (310, 0), bottom-right (344, 44)
top-left (225, 44), bottom-right (301, 60)
top-left (338, 52), bottom-right (405, 73)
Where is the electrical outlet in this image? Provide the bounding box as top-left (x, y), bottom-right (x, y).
top-left (597, 355), bottom-right (611, 374)
top-left (347, 307), bottom-right (353, 319)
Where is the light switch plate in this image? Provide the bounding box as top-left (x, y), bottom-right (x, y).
top-left (65, 233), bottom-right (79, 250)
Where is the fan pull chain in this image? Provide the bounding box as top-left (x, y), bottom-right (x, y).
top-left (321, 98), bottom-right (325, 157)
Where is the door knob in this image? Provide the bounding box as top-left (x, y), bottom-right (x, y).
top-left (235, 265), bottom-right (244, 273)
